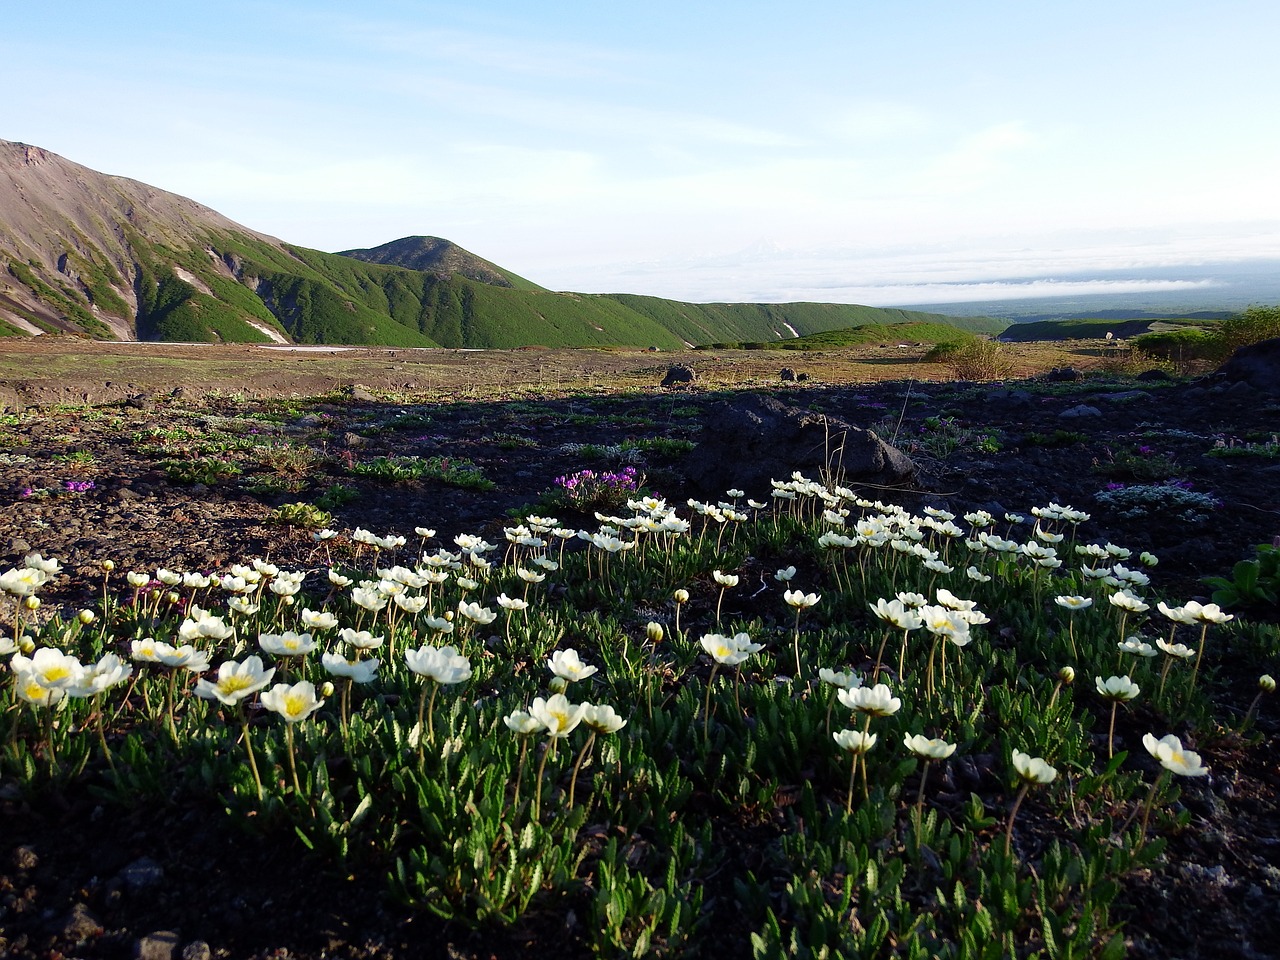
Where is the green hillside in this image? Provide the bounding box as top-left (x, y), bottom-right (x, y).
top-left (998, 316), bottom-right (1209, 342)
top-left (703, 320), bottom-right (987, 351)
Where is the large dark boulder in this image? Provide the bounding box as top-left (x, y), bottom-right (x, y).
top-left (1217, 338), bottom-right (1280, 395)
top-left (685, 394), bottom-right (915, 497)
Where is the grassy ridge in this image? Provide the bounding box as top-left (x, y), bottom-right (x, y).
top-left (998, 317), bottom-right (1209, 342)
top-left (5, 224), bottom-right (1002, 349)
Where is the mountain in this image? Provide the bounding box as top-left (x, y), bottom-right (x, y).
top-left (338, 236), bottom-right (538, 290)
top-left (0, 139), bottom-right (998, 347)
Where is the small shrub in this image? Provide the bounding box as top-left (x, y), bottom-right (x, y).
top-left (163, 458), bottom-right (242, 485)
top-left (926, 339), bottom-right (1012, 381)
top-left (1092, 446), bottom-right (1182, 481)
top-left (1094, 482), bottom-right (1219, 522)
top-left (546, 466), bottom-right (643, 512)
top-left (269, 501), bottom-right (334, 530)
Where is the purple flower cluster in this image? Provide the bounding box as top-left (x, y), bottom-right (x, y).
top-left (64, 480), bottom-right (96, 493)
top-left (554, 466), bottom-right (640, 506)
top-left (555, 466), bottom-right (639, 493)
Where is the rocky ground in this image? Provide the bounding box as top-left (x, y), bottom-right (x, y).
top-left (0, 350), bottom-right (1278, 958)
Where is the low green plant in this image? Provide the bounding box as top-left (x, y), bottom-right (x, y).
top-left (1094, 482), bottom-right (1219, 522)
top-left (315, 482), bottom-right (360, 511)
top-left (1204, 543), bottom-right (1280, 614)
top-left (162, 457), bottom-right (242, 484)
top-left (269, 501), bottom-right (334, 529)
top-left (1092, 446), bottom-right (1182, 481)
top-left (350, 455), bottom-right (494, 491)
top-left (1023, 429), bottom-right (1087, 448)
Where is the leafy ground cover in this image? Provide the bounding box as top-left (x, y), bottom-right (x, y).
top-left (0, 348), bottom-right (1277, 959)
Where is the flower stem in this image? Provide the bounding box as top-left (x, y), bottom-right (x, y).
top-left (240, 712), bottom-right (263, 801)
top-left (1004, 783), bottom-right (1030, 857)
top-left (703, 664), bottom-right (720, 742)
top-left (567, 731), bottom-right (596, 810)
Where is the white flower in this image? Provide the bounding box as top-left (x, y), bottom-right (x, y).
top-left (504, 709), bottom-right (543, 735)
top-left (405, 644), bottom-right (472, 685)
top-left (774, 566), bottom-right (797, 582)
top-left (259, 631), bottom-right (317, 657)
top-left (837, 683), bottom-right (901, 717)
top-left (548, 648), bottom-right (599, 683)
top-left (1011, 749), bottom-right (1057, 784)
top-left (194, 656), bottom-right (275, 705)
top-left (712, 570), bottom-right (740, 587)
top-left (1156, 637), bottom-right (1195, 659)
top-left (456, 600), bottom-right (497, 625)
top-left (582, 702), bottom-right (627, 734)
top-left (904, 733), bottom-right (957, 759)
top-left (1108, 589), bottom-right (1150, 614)
top-left (818, 667), bottom-right (861, 690)
top-left (1055, 595), bottom-right (1093, 612)
top-left (69, 653), bottom-right (132, 697)
top-left (699, 632), bottom-right (762, 666)
top-left (338, 627), bottom-right (385, 650)
top-left (783, 589), bottom-right (820, 609)
top-left (833, 729), bottom-right (877, 754)
top-left (321, 652), bottom-right (380, 683)
top-left (529, 693), bottom-right (588, 738)
top-left (1142, 733), bottom-right (1208, 777)
top-left (261, 681), bottom-right (325, 723)
top-left (1095, 675), bottom-right (1140, 701)
top-left (301, 608), bottom-right (340, 630)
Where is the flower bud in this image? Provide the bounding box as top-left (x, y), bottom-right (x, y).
top-left (22, 596), bottom-right (39, 611)
top-left (1261, 674), bottom-right (1276, 694)
top-left (166, 591), bottom-right (181, 605)
top-left (1058, 666), bottom-right (1076, 684)
top-left (645, 621), bottom-right (664, 644)
top-left (321, 681), bottom-right (335, 697)
top-left (101, 559), bottom-right (115, 572)
top-left (282, 595), bottom-right (294, 606)
top-left (78, 609), bottom-right (96, 625)
top-left (19, 636), bottom-right (35, 654)
top-left (549, 676), bottom-right (568, 694)
top-left (673, 588), bottom-right (690, 604)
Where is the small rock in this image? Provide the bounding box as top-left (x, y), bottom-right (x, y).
top-left (135, 930), bottom-right (181, 960)
top-left (119, 856), bottom-right (165, 892)
top-left (1046, 367), bottom-right (1081, 382)
top-left (796, 372), bottom-right (809, 382)
top-left (61, 903), bottom-right (103, 941)
top-left (11, 845), bottom-right (38, 871)
top-left (8, 538), bottom-right (32, 557)
top-left (346, 384), bottom-right (377, 402)
top-left (181, 941), bottom-right (212, 960)
top-left (780, 368), bottom-right (796, 382)
top-left (1059, 404), bottom-right (1102, 418)
top-left (660, 364), bottom-right (696, 387)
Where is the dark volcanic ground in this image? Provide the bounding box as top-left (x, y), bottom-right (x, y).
top-left (1, 366), bottom-right (1278, 959)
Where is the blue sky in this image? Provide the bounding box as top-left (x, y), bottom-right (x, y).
top-left (7, 1), bottom-right (1280, 304)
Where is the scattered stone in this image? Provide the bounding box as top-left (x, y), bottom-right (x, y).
top-left (1137, 368), bottom-right (1173, 382)
top-left (1060, 404), bottom-right (1102, 418)
top-left (135, 930), bottom-right (181, 960)
top-left (61, 903), bottom-right (103, 942)
top-left (1094, 390), bottom-right (1149, 403)
top-left (685, 394), bottom-right (915, 497)
top-left (345, 383), bottom-right (378, 402)
top-left (1217, 337), bottom-right (1280, 395)
top-left (780, 368), bottom-right (795, 381)
top-left (181, 940), bottom-right (212, 960)
top-left (986, 388), bottom-right (1033, 409)
top-left (119, 856), bottom-right (165, 892)
top-left (11, 844), bottom-right (38, 870)
top-left (339, 432), bottom-right (367, 448)
top-left (7, 538), bottom-right (32, 558)
top-left (796, 372), bottom-right (809, 382)
top-left (1046, 367), bottom-right (1082, 382)
top-left (660, 364), bottom-right (697, 387)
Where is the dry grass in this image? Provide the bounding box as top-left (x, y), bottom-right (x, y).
top-left (0, 337), bottom-right (1176, 409)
